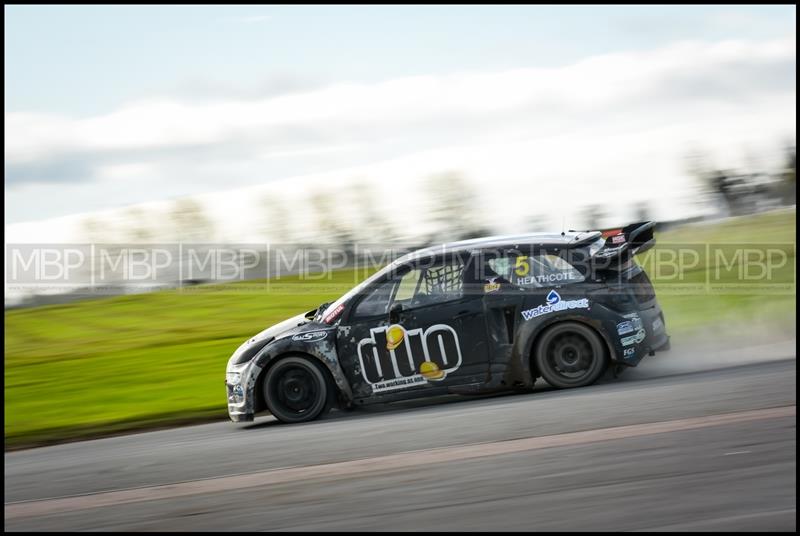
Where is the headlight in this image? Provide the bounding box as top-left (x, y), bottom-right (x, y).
top-left (226, 372), bottom-right (242, 385)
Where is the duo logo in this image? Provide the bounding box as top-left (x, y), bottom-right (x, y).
top-left (357, 324), bottom-right (463, 392)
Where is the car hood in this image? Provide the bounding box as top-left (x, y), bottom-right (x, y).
top-left (251, 312), bottom-right (312, 344)
top-left (227, 312), bottom-right (310, 367)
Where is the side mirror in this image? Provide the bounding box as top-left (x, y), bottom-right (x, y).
top-left (389, 302), bottom-right (405, 323)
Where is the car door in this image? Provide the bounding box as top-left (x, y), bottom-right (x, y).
top-left (336, 254), bottom-right (490, 399)
top-left (472, 251), bottom-right (526, 373)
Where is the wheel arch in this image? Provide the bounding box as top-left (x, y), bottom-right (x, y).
top-left (252, 340), bottom-right (353, 413)
top-left (517, 316), bottom-right (616, 387)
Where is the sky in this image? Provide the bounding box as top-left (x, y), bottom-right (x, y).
top-left (4, 5), bottom-right (797, 240)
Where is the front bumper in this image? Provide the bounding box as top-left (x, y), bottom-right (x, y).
top-left (226, 361), bottom-right (260, 422)
top-left (228, 409), bottom-right (254, 422)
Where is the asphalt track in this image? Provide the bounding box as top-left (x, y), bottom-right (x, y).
top-left (5, 339), bottom-right (797, 531)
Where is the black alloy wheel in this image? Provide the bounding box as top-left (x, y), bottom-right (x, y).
top-left (263, 356), bottom-right (332, 423)
top-left (534, 322), bottom-right (607, 388)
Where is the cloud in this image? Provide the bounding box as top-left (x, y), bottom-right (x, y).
top-left (4, 36), bottom-right (796, 227)
top-left (226, 14), bottom-right (271, 24)
top-left (168, 74), bottom-right (327, 103)
top-left (707, 9), bottom-right (796, 35)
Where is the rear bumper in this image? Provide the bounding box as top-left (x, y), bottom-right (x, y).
top-left (612, 301), bottom-right (669, 366)
top-left (652, 334), bottom-right (671, 352)
top-left (641, 304), bottom-right (669, 354)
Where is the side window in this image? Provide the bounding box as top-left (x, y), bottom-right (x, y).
top-left (485, 256), bottom-right (513, 281)
top-left (352, 278), bottom-right (399, 319)
top-left (394, 269), bottom-right (422, 304)
top-left (408, 259), bottom-right (465, 307)
top-left (489, 253), bottom-right (584, 288)
top-left (351, 259), bottom-right (466, 320)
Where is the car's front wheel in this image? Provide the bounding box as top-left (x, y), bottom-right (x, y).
top-left (263, 356), bottom-right (332, 423)
top-left (534, 322), bottom-right (607, 389)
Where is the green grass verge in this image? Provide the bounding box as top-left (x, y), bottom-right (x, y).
top-left (647, 209), bottom-right (796, 336)
top-left (5, 210), bottom-right (796, 448)
top-left (5, 270), bottom-right (372, 449)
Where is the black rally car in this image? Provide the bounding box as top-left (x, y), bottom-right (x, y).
top-left (226, 222), bottom-right (669, 423)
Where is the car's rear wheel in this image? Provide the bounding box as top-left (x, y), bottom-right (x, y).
top-left (534, 322), bottom-right (607, 389)
top-left (263, 356), bottom-right (332, 423)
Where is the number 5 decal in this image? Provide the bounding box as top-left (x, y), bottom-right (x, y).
top-left (514, 256), bottom-right (530, 276)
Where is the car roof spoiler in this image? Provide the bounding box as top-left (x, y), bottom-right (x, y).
top-left (591, 221), bottom-right (656, 263)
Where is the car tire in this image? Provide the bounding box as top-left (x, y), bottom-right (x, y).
top-left (534, 322), bottom-right (607, 389)
top-left (263, 356), bottom-right (332, 423)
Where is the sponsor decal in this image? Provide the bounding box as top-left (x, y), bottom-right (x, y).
top-left (601, 228), bottom-right (623, 239)
top-left (620, 313), bottom-right (643, 330)
top-left (516, 271), bottom-right (579, 286)
top-left (621, 329), bottom-right (646, 346)
top-left (357, 324), bottom-right (462, 393)
top-left (484, 276), bottom-right (501, 293)
top-left (322, 303), bottom-right (345, 324)
top-left (611, 234), bottom-right (626, 245)
top-left (520, 290), bottom-right (589, 321)
top-left (419, 361), bottom-right (444, 380)
top-left (292, 331), bottom-right (328, 342)
top-left (623, 347), bottom-right (636, 358)
top-left (385, 324), bottom-right (404, 350)
top-left (594, 245), bottom-right (626, 258)
top-left (617, 320), bottom-right (635, 335)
